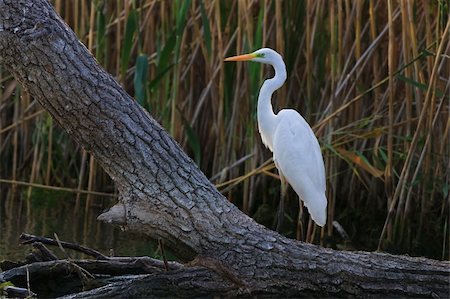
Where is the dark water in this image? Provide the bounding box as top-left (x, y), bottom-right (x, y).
top-left (0, 186), bottom-right (157, 262)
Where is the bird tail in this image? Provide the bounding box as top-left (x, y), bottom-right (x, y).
top-left (303, 193), bottom-right (327, 227)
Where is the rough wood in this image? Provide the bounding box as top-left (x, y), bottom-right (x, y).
top-left (4, 286), bottom-right (36, 298)
top-left (20, 233), bottom-right (109, 260)
top-left (0, 256), bottom-right (185, 298)
top-left (31, 242), bottom-right (58, 261)
top-left (0, 0), bottom-right (449, 297)
top-left (0, 258), bottom-right (174, 283)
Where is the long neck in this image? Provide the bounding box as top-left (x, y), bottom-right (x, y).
top-left (257, 58), bottom-right (287, 148)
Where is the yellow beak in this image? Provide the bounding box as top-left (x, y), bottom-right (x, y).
top-left (224, 53), bottom-right (256, 62)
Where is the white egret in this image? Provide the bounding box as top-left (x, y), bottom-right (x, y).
top-left (225, 48), bottom-right (327, 229)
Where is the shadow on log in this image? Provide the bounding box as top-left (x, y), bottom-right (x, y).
top-left (0, 0), bottom-right (449, 298)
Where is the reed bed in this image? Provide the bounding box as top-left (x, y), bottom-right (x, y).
top-left (0, 0), bottom-right (448, 260)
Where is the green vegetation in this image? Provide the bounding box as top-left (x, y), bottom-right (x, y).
top-left (0, 0), bottom-right (448, 260)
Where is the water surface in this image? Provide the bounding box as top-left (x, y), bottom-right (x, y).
top-left (0, 186), bottom-right (157, 262)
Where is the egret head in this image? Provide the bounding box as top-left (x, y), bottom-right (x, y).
top-left (225, 48), bottom-right (283, 66)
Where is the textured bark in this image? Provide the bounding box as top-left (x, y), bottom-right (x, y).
top-left (0, 0), bottom-right (449, 298)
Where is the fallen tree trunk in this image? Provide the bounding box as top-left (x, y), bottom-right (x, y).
top-left (2, 234), bottom-right (449, 298)
top-left (0, 0), bottom-right (448, 298)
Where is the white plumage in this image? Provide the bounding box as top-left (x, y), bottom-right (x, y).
top-left (225, 48), bottom-right (327, 227)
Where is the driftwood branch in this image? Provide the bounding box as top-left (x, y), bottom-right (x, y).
top-left (3, 286), bottom-right (36, 298)
top-left (1, 234), bottom-right (186, 298)
top-left (31, 242), bottom-right (58, 261)
top-left (20, 233), bottom-right (109, 260)
top-left (1, 258), bottom-right (178, 283)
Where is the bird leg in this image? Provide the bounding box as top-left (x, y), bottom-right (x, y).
top-left (275, 174), bottom-right (288, 232)
top-left (296, 200), bottom-right (304, 241)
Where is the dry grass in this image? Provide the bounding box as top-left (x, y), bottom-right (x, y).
top-left (0, 0), bottom-right (448, 259)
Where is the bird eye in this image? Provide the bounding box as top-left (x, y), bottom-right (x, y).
top-left (256, 53), bottom-right (265, 58)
